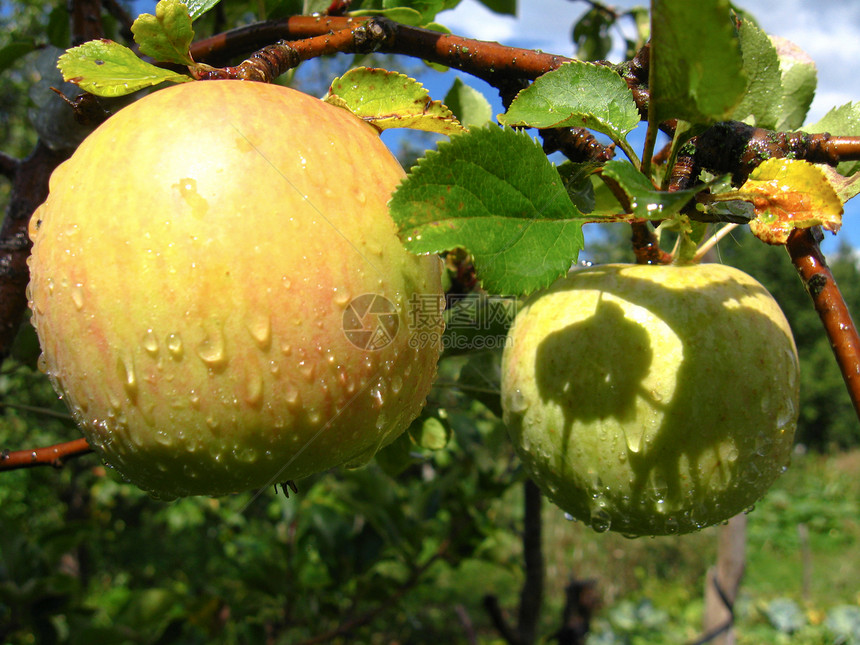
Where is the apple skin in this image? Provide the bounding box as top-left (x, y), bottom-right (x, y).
top-left (501, 263), bottom-right (799, 536)
top-left (27, 80), bottom-right (443, 499)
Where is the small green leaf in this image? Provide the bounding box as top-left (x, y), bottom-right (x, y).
top-left (805, 103), bottom-right (860, 177)
top-left (131, 0), bottom-right (195, 66)
top-left (499, 61), bottom-right (640, 142)
top-left (601, 160), bottom-right (702, 219)
top-left (475, 0), bottom-right (515, 14)
top-left (731, 19), bottom-right (781, 129)
top-left (390, 125), bottom-right (586, 296)
top-left (771, 36), bottom-right (816, 131)
top-left (349, 7), bottom-right (425, 26)
top-left (650, 0), bottom-right (747, 124)
top-left (325, 67), bottom-right (464, 135)
top-left (409, 417), bottom-right (450, 450)
top-left (58, 39), bottom-right (192, 97)
top-left (444, 77), bottom-right (492, 129)
top-left (740, 158), bottom-right (843, 245)
top-left (183, 0), bottom-right (222, 20)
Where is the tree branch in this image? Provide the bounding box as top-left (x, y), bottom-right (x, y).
top-left (787, 227), bottom-right (860, 422)
top-left (0, 437), bottom-right (92, 470)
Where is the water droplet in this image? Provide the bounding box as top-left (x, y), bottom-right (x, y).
top-left (624, 427), bottom-right (644, 453)
top-left (589, 507), bottom-right (612, 533)
top-left (167, 333), bottom-right (184, 360)
top-left (117, 356), bottom-right (138, 401)
top-left (197, 325), bottom-right (227, 369)
top-left (564, 512), bottom-right (576, 522)
top-left (70, 283), bottom-right (84, 311)
top-left (245, 313), bottom-right (272, 350)
top-left (244, 369), bottom-right (264, 407)
top-left (142, 330), bottom-right (159, 356)
top-left (297, 359), bottom-right (314, 381)
top-left (506, 388), bottom-right (528, 414)
top-left (284, 384), bottom-right (301, 410)
top-left (754, 431), bottom-right (772, 457)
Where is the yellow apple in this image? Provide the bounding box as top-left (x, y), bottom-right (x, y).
top-left (27, 80), bottom-right (444, 499)
top-left (501, 263), bottom-right (799, 535)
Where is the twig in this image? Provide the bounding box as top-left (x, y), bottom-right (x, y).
top-left (786, 227), bottom-right (860, 422)
top-left (0, 437), bottom-right (92, 470)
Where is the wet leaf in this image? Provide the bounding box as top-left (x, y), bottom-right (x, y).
top-left (771, 36), bottom-right (816, 131)
top-left (601, 160), bottom-right (704, 219)
top-left (731, 19), bottom-right (781, 129)
top-left (409, 416), bottom-right (450, 450)
top-left (650, 0), bottom-right (747, 124)
top-left (499, 61), bottom-right (640, 141)
top-left (741, 158), bottom-right (843, 245)
top-left (131, 0), bottom-right (195, 66)
top-left (58, 40), bottom-right (192, 97)
top-left (325, 67), bottom-right (464, 135)
top-left (390, 125), bottom-right (586, 296)
top-left (183, 0), bottom-right (221, 20)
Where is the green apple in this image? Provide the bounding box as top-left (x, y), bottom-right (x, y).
top-left (27, 80), bottom-right (444, 499)
top-left (501, 263), bottom-right (799, 535)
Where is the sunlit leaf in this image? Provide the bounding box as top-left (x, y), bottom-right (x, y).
top-left (131, 0), bottom-right (195, 66)
top-left (58, 40), bottom-right (192, 97)
top-left (390, 125), bottom-right (586, 296)
top-left (499, 61), bottom-right (640, 141)
top-left (325, 67), bottom-right (464, 135)
top-left (740, 158), bottom-right (843, 245)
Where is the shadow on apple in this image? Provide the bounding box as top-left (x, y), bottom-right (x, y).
top-left (528, 267), bottom-right (798, 534)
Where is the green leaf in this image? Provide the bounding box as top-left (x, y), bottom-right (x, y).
top-left (739, 158), bottom-right (843, 245)
top-left (805, 103), bottom-right (860, 177)
top-left (771, 36), bottom-right (816, 131)
top-left (131, 0), bottom-right (195, 66)
top-left (649, 0), bottom-right (747, 124)
top-left (731, 19), bottom-right (781, 129)
top-left (325, 67), bottom-right (464, 135)
top-left (390, 125), bottom-right (586, 296)
top-left (601, 159), bottom-right (702, 219)
top-left (409, 416), bottom-right (451, 450)
top-left (499, 61), bottom-right (640, 142)
top-left (58, 40), bottom-right (192, 97)
top-left (183, 0), bottom-right (222, 20)
top-left (444, 77), bottom-right (492, 129)
top-left (475, 0), bottom-right (516, 15)
top-left (349, 7), bottom-right (425, 26)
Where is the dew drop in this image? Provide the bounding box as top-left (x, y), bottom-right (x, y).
top-left (245, 313), bottom-right (272, 350)
top-left (564, 512), bottom-right (576, 522)
top-left (244, 369), bottom-right (264, 407)
top-left (70, 283), bottom-right (84, 311)
top-left (142, 330), bottom-right (159, 356)
top-left (197, 325), bottom-right (227, 369)
top-left (506, 388), bottom-right (528, 414)
top-left (284, 385), bottom-right (301, 410)
top-left (117, 356), bottom-right (138, 401)
top-left (589, 507), bottom-right (612, 533)
top-left (167, 333), bottom-right (184, 359)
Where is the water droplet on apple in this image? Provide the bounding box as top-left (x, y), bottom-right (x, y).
top-left (284, 384), bottom-right (301, 410)
top-left (70, 283), bottom-right (84, 311)
top-left (197, 326), bottom-right (227, 369)
top-left (564, 512), bottom-right (576, 522)
top-left (624, 427), bottom-right (644, 453)
top-left (245, 313), bottom-right (272, 350)
top-left (506, 389), bottom-right (528, 414)
top-left (244, 369), bottom-right (264, 407)
top-left (754, 431), bottom-right (771, 456)
top-left (142, 330), bottom-right (159, 356)
top-left (167, 333), bottom-right (184, 359)
top-left (117, 356), bottom-right (138, 401)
